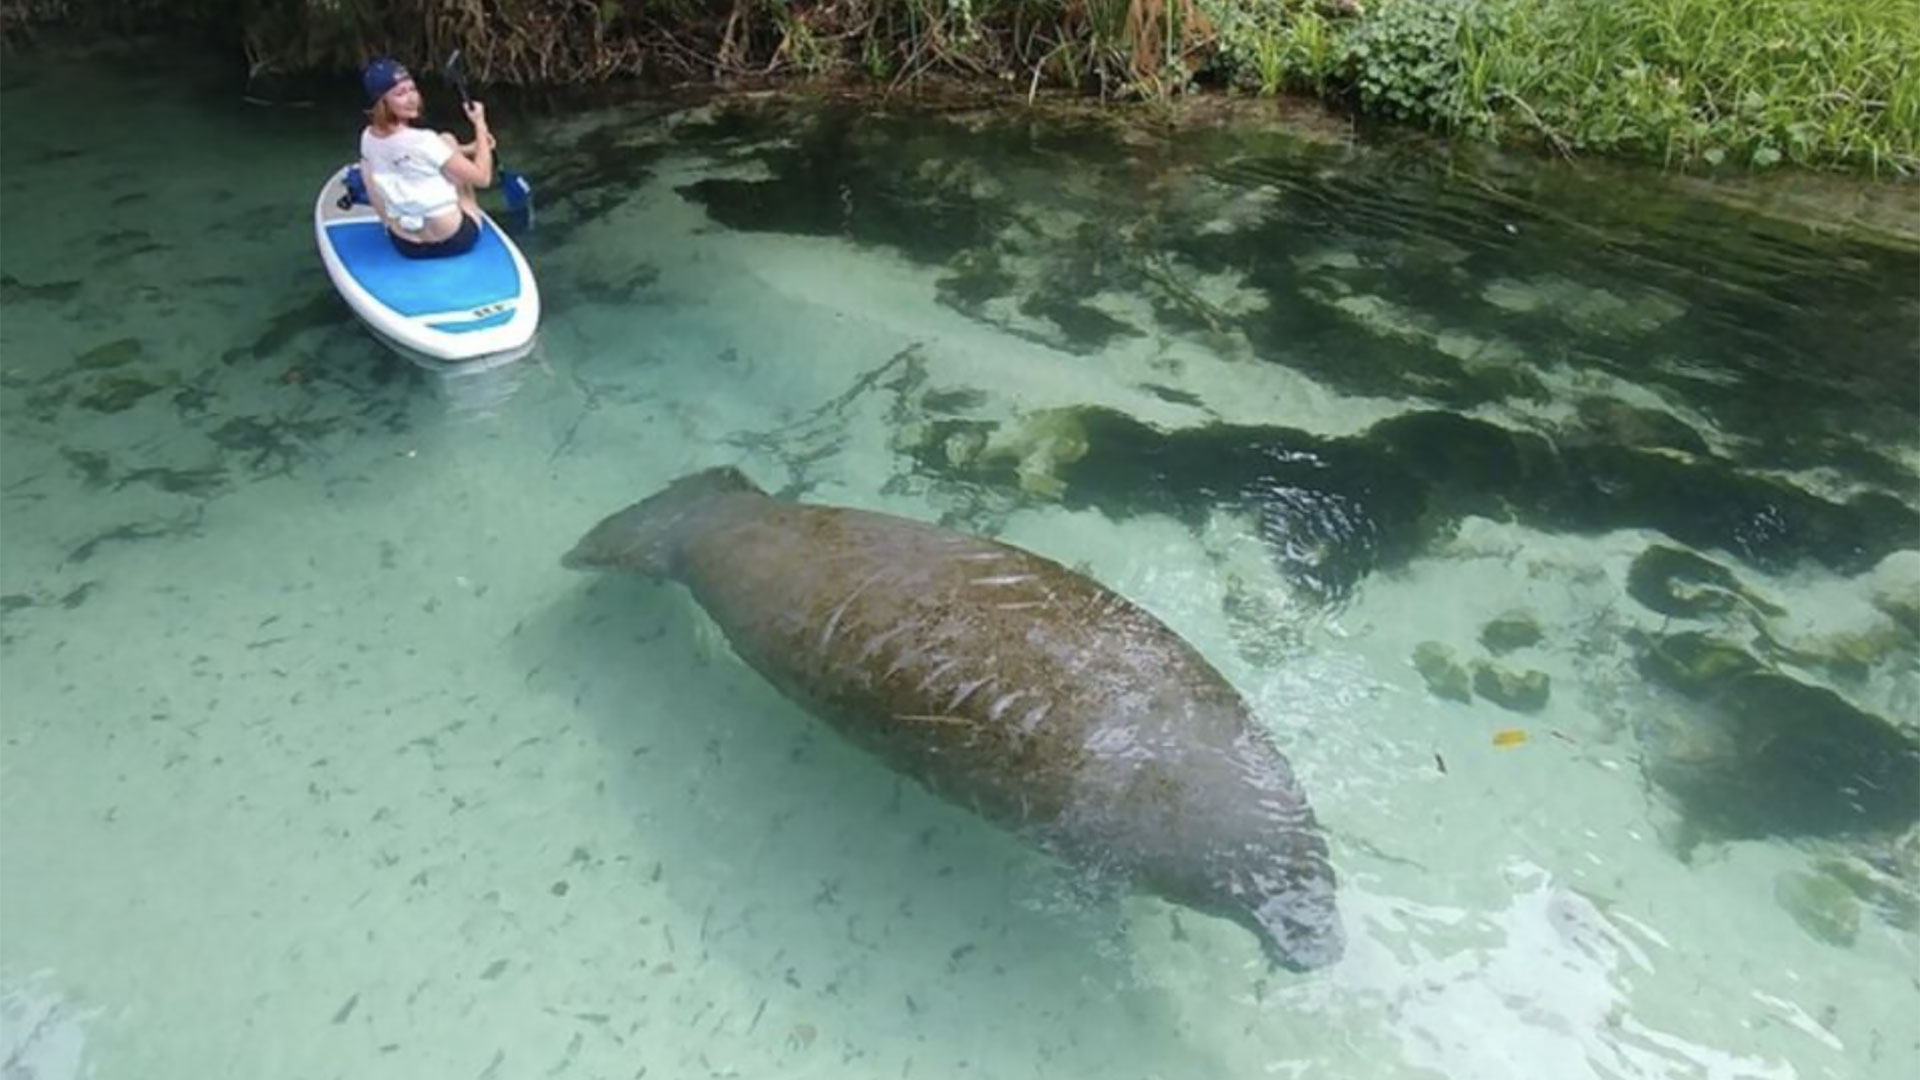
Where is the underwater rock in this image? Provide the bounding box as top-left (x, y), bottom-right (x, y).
top-left (1752, 618), bottom-right (1910, 686)
top-left (1637, 631), bottom-right (1760, 686)
top-left (899, 418), bottom-right (996, 479)
top-left (1626, 544), bottom-right (1783, 620)
top-left (1479, 611), bottom-right (1543, 654)
top-left (978, 409), bottom-right (1092, 499)
top-left (940, 427), bottom-right (988, 470)
top-left (1866, 550), bottom-right (1920, 632)
top-left (73, 336), bottom-right (143, 370)
top-left (1637, 631), bottom-right (1920, 840)
top-left (1817, 854), bottom-right (1920, 932)
top-left (1367, 411), bottom-right (1561, 524)
top-left (1544, 445), bottom-right (1915, 576)
top-left (77, 373), bottom-right (165, 413)
top-left (1572, 397), bottom-right (1710, 457)
top-left (1376, 411), bottom-right (1913, 575)
top-left (1412, 641), bottom-right (1472, 703)
top-left (1371, 411), bottom-right (1907, 579)
top-left (897, 410), bottom-right (1091, 500)
top-left (1772, 868), bottom-right (1860, 947)
top-left (1470, 660), bottom-right (1550, 713)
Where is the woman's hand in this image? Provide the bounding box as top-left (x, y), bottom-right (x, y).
top-left (444, 101), bottom-right (496, 189)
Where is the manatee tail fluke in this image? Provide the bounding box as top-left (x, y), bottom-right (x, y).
top-left (561, 466), bottom-right (764, 576)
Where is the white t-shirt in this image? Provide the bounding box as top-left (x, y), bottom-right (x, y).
top-left (359, 126), bottom-right (458, 233)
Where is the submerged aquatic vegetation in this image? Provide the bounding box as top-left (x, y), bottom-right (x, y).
top-left (1773, 868), bottom-right (1862, 947)
top-left (1637, 630), bottom-right (1920, 841)
top-left (902, 403), bottom-right (1920, 603)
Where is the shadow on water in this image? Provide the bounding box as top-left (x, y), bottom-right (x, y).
top-left (653, 98), bottom-right (1918, 493)
top-left (674, 103), bottom-right (1013, 267)
top-left (511, 570), bottom-right (1239, 1078)
top-left (906, 405), bottom-right (1918, 601)
top-left (1166, 140), bottom-right (1920, 477)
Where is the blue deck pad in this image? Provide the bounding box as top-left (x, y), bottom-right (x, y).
top-left (326, 220), bottom-right (522, 317)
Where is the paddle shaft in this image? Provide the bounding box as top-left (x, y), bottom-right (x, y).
top-left (442, 50), bottom-right (527, 202)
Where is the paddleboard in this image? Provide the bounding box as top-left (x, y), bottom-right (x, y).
top-left (313, 164), bottom-right (539, 369)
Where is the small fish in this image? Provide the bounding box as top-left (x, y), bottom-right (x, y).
top-left (1492, 729), bottom-right (1529, 748)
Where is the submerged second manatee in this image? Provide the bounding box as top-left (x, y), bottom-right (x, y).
top-left (562, 466), bottom-right (1344, 971)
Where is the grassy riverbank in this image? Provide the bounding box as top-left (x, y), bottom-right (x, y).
top-left (1212, 0), bottom-right (1920, 173)
top-left (5, 0), bottom-right (1918, 173)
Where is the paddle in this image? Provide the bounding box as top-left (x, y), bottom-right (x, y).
top-left (443, 49), bottom-right (534, 230)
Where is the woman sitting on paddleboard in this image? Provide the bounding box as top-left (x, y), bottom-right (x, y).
top-left (358, 57), bottom-right (492, 259)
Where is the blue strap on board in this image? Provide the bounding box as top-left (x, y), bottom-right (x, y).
top-left (502, 169), bottom-right (533, 229)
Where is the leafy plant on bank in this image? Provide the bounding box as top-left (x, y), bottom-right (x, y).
top-left (1207, 0), bottom-right (1920, 173)
top-left (1334, 0), bottom-right (1467, 124)
top-left (1457, 0), bottom-right (1920, 173)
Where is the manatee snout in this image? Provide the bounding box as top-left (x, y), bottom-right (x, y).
top-left (1179, 837), bottom-right (1344, 972)
top-left (1144, 822), bottom-right (1344, 968)
top-left (1242, 874), bottom-right (1344, 973)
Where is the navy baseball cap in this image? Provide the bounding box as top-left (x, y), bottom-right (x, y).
top-left (362, 57), bottom-right (409, 104)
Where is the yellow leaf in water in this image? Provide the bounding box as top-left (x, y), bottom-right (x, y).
top-left (1492, 729), bottom-right (1529, 747)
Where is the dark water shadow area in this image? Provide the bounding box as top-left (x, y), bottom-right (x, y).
top-left (657, 98), bottom-right (1919, 496)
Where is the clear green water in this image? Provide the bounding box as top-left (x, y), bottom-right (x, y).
top-left (3, 43), bottom-right (1917, 1080)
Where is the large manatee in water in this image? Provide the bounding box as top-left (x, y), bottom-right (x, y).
top-left (562, 466), bottom-right (1343, 970)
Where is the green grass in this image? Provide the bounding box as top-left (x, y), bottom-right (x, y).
top-left (1208, 0), bottom-right (1920, 173)
top-left (1453, 0), bottom-right (1920, 173)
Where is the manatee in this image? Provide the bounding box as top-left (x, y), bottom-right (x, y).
top-left (563, 466), bottom-right (1344, 971)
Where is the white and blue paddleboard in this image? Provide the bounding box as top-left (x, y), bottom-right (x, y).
top-left (314, 164), bottom-right (540, 369)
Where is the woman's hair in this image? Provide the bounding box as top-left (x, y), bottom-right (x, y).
top-left (368, 97), bottom-right (403, 130)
